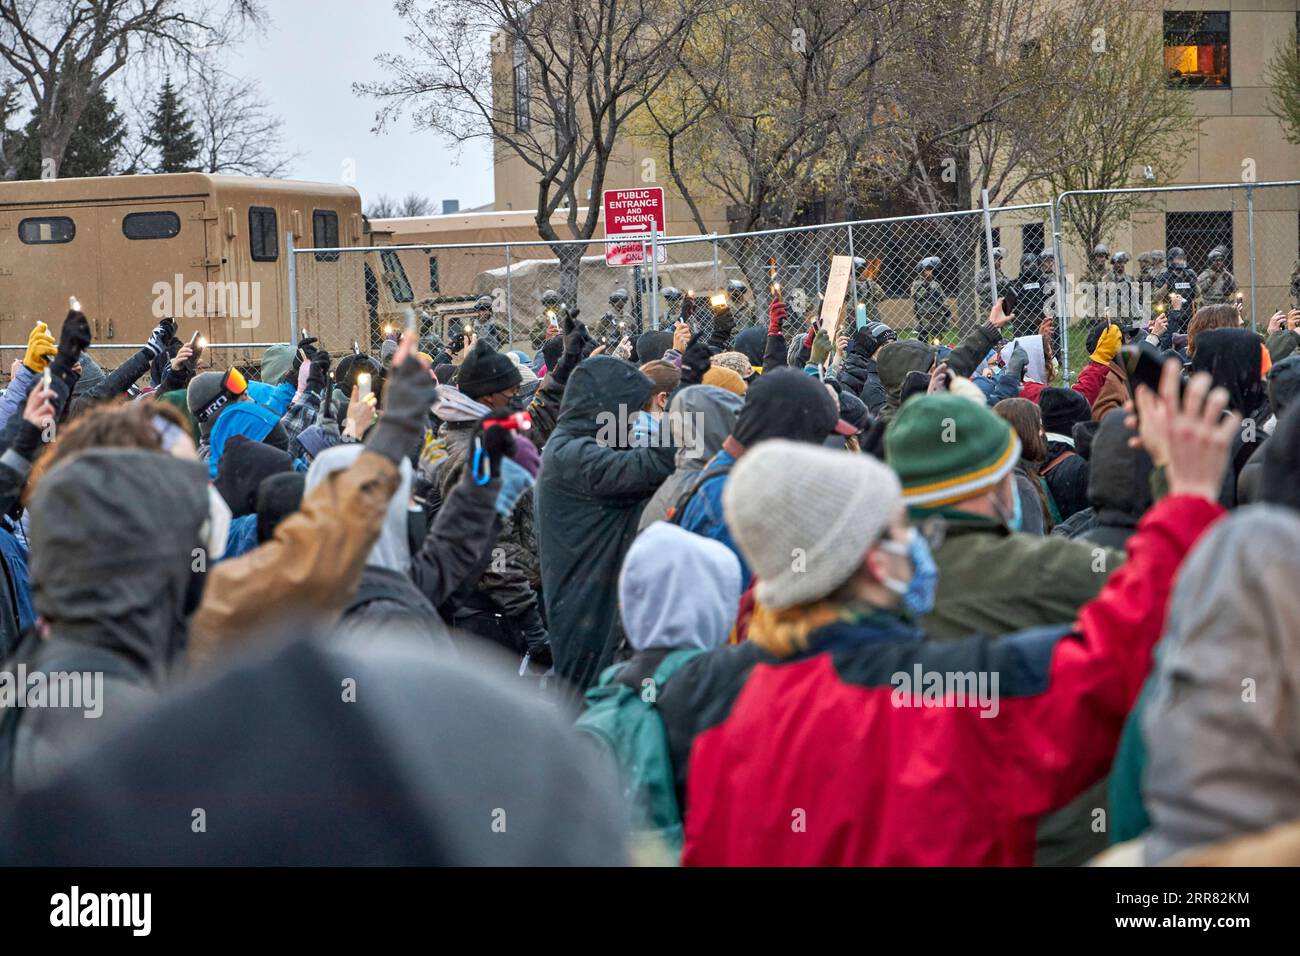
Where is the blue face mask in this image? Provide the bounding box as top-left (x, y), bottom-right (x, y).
top-left (1006, 485), bottom-right (1023, 532)
top-left (879, 528), bottom-right (938, 618)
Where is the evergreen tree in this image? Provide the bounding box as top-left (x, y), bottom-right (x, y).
top-left (145, 76), bottom-right (200, 173)
top-left (14, 88), bottom-right (127, 179)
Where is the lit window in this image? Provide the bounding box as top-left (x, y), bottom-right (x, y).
top-left (1164, 12), bottom-right (1230, 89)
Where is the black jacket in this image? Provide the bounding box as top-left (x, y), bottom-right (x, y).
top-left (1041, 440), bottom-right (1089, 522)
top-left (536, 357), bottom-right (675, 691)
top-left (837, 351), bottom-right (886, 413)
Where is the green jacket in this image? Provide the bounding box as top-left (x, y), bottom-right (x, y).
top-left (915, 507), bottom-right (1124, 642)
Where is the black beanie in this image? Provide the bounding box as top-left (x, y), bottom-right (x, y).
top-left (732, 367), bottom-right (838, 448)
top-left (255, 472), bottom-right (306, 544)
top-left (458, 340), bottom-right (522, 399)
top-left (214, 434), bottom-right (294, 517)
top-left (635, 330), bottom-right (673, 364)
top-left (1039, 387), bottom-right (1091, 436)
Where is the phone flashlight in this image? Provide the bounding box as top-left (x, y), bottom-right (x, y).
top-left (710, 293), bottom-right (728, 309)
top-left (356, 373), bottom-right (372, 401)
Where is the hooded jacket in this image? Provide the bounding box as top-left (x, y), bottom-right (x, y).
top-left (214, 435), bottom-right (294, 517)
top-left (9, 449), bottom-right (211, 791)
top-left (1078, 409), bottom-right (1153, 551)
top-left (639, 386), bottom-right (743, 531)
top-left (875, 340), bottom-right (935, 418)
top-left (0, 630), bottom-right (629, 865)
top-left (206, 400), bottom-right (286, 479)
top-left (1191, 328), bottom-right (1269, 506)
top-left (536, 356), bottom-right (676, 690)
top-left (1136, 507), bottom-right (1300, 864)
top-left (667, 494), bottom-right (1223, 865)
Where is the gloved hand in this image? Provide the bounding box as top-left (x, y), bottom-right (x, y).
top-left (810, 329), bottom-right (833, 366)
top-left (289, 335), bottom-right (320, 382)
top-left (494, 456), bottom-right (534, 517)
top-left (1090, 323), bottom-right (1123, 366)
top-left (50, 310), bottom-right (92, 374)
top-left (512, 606), bottom-right (552, 668)
top-left (145, 317), bottom-right (177, 358)
top-left (680, 331), bottom-right (712, 385)
top-left (305, 348), bottom-right (331, 393)
top-left (850, 326), bottom-right (880, 360)
top-left (549, 309), bottom-right (591, 386)
top-left (711, 306), bottom-right (734, 337)
top-left (367, 352), bottom-right (435, 464)
top-left (768, 299), bottom-right (787, 336)
top-left (510, 434), bottom-right (541, 478)
top-left (22, 321), bottom-right (57, 374)
top-left (478, 408), bottom-right (517, 478)
top-left (1005, 344), bottom-right (1030, 382)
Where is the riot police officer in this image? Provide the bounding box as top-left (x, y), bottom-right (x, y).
top-left (726, 278), bottom-right (755, 329)
top-left (1197, 245), bottom-right (1238, 306)
top-left (910, 256), bottom-right (950, 342)
top-left (599, 288), bottom-right (630, 348)
top-left (1008, 252), bottom-right (1045, 338)
top-left (1084, 243), bottom-right (1111, 286)
top-left (1104, 251), bottom-right (1138, 322)
top-left (662, 285), bottom-right (685, 326)
top-left (530, 288), bottom-right (562, 349)
top-left (1136, 251), bottom-right (1154, 286)
top-left (975, 247), bottom-right (1008, 312)
top-left (1153, 247), bottom-right (1198, 348)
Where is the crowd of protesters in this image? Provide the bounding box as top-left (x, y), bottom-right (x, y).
top-left (0, 275), bottom-right (1297, 868)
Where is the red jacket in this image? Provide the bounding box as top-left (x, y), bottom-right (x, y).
top-left (676, 495), bottom-right (1223, 866)
top-left (1019, 359), bottom-right (1109, 406)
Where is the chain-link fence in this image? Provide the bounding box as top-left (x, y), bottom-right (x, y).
top-left (283, 181), bottom-right (1300, 384)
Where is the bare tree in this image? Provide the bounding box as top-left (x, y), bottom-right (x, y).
top-left (398, 192), bottom-right (433, 216)
top-left (0, 0), bottom-right (264, 177)
top-left (1033, 9), bottom-right (1197, 255)
top-left (1265, 26), bottom-right (1300, 146)
top-left (366, 194), bottom-right (400, 218)
top-left (356, 0), bottom-right (714, 300)
top-left (188, 66), bottom-right (295, 177)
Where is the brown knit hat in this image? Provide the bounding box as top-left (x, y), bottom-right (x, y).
top-left (702, 366), bottom-right (748, 396)
top-left (639, 359), bottom-right (682, 400)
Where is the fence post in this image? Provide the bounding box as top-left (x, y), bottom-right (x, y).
top-left (980, 189), bottom-right (999, 306)
top-left (504, 244), bottom-right (513, 348)
top-left (286, 231), bottom-right (299, 344)
top-left (649, 227), bottom-right (660, 330)
top-left (1246, 184), bottom-right (1258, 333)
top-left (1051, 197), bottom-right (1070, 383)
top-left (711, 238), bottom-right (720, 291)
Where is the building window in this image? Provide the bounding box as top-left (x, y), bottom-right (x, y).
top-left (1164, 12), bottom-right (1230, 89)
top-left (380, 250), bottom-right (414, 302)
top-left (249, 207), bottom-right (278, 261)
top-left (429, 255), bottom-right (440, 294)
top-left (1166, 211), bottom-right (1232, 273)
top-left (122, 211), bottom-right (181, 240)
top-left (313, 209), bottom-right (340, 262)
top-left (18, 216), bottom-right (74, 244)
top-left (512, 40), bottom-right (530, 132)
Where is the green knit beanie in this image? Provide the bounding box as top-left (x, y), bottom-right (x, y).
top-left (885, 393), bottom-right (1020, 508)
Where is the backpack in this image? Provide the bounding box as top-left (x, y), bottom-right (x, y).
top-left (575, 649), bottom-right (704, 855)
top-left (665, 460), bottom-right (733, 526)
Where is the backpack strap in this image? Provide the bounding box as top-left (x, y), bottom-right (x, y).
top-left (666, 461), bottom-right (733, 525)
top-left (1040, 449), bottom-right (1074, 478)
top-left (650, 648), bottom-right (706, 689)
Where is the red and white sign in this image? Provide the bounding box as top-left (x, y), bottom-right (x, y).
top-left (603, 187), bottom-right (667, 266)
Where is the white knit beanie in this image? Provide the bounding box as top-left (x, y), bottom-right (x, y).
top-left (722, 440), bottom-right (902, 610)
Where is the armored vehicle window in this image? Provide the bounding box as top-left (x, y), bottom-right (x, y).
top-left (18, 217), bottom-right (75, 244)
top-left (123, 211), bottom-right (181, 240)
top-left (250, 207), bottom-right (279, 261)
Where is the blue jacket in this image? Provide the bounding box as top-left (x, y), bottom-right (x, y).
top-left (676, 449), bottom-right (750, 590)
top-left (207, 402), bottom-right (284, 479)
top-left (221, 514), bottom-right (262, 561)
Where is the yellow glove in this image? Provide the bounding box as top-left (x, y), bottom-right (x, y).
top-left (22, 321), bottom-right (57, 374)
top-left (1090, 323), bottom-right (1122, 366)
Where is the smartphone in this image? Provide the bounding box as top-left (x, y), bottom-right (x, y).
top-left (41, 367), bottom-right (51, 393)
top-left (998, 288), bottom-right (1017, 317)
top-left (356, 372), bottom-right (372, 402)
top-left (1120, 342), bottom-right (1181, 411)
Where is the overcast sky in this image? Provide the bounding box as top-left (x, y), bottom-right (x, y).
top-left (229, 0), bottom-right (494, 210)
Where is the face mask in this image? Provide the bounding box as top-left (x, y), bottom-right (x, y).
top-left (508, 392), bottom-right (529, 412)
top-left (878, 528), bottom-right (938, 618)
top-left (991, 481), bottom-right (1023, 532)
